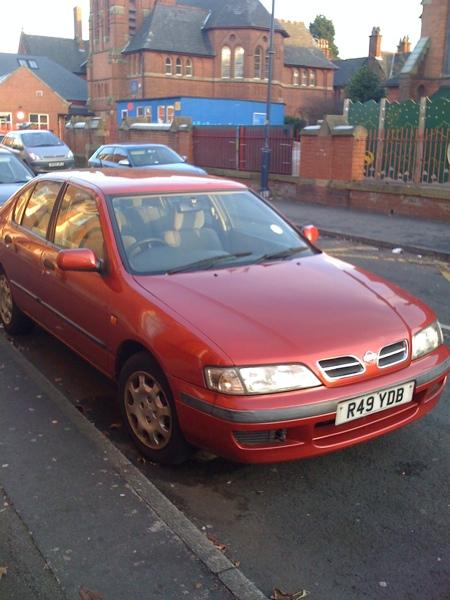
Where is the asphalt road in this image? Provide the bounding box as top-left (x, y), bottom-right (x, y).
top-left (4, 239), bottom-right (450, 600)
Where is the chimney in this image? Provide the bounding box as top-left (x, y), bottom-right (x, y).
top-left (397, 36), bottom-right (411, 54)
top-left (316, 38), bottom-right (331, 59)
top-left (74, 6), bottom-right (83, 49)
top-left (369, 26), bottom-right (382, 59)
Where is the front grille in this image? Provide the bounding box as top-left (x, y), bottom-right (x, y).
top-left (317, 356), bottom-right (364, 380)
top-left (378, 340), bottom-right (408, 368)
top-left (234, 429), bottom-right (286, 446)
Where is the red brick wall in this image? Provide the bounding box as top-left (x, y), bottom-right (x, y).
top-left (0, 67), bottom-right (69, 136)
top-left (300, 130), bottom-right (367, 182)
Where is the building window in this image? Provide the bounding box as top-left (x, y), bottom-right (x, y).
top-left (165, 57), bottom-right (172, 75)
top-left (104, 0), bottom-right (110, 38)
top-left (129, 0), bottom-right (136, 37)
top-left (136, 106), bottom-right (144, 117)
top-left (234, 46), bottom-right (244, 79)
top-left (0, 113), bottom-right (12, 131)
top-left (121, 109), bottom-right (128, 121)
top-left (254, 46), bottom-right (262, 79)
top-left (293, 69), bottom-right (299, 86)
top-left (175, 57), bottom-right (182, 76)
top-left (301, 69), bottom-right (307, 86)
top-left (29, 114), bottom-right (48, 130)
top-left (157, 106), bottom-right (165, 123)
top-left (18, 58), bottom-right (27, 67)
top-left (144, 106), bottom-right (152, 121)
top-left (28, 59), bottom-right (38, 69)
top-left (166, 106), bottom-right (175, 124)
top-left (185, 58), bottom-right (193, 77)
top-left (309, 70), bottom-right (316, 86)
top-left (35, 90), bottom-right (44, 97)
top-left (264, 51), bottom-right (269, 80)
top-left (221, 46), bottom-right (231, 79)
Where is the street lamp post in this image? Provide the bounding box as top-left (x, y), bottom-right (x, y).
top-left (260, 0), bottom-right (276, 197)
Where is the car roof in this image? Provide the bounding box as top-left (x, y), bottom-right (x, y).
top-left (36, 168), bottom-right (248, 195)
top-left (99, 143), bottom-right (172, 149)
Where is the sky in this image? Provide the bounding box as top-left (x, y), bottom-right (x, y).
top-left (1, 0), bottom-right (422, 59)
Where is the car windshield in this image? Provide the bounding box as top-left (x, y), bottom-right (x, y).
top-left (111, 190), bottom-right (313, 274)
top-left (0, 155), bottom-right (33, 184)
top-left (128, 146), bottom-right (183, 167)
top-left (21, 131), bottom-right (64, 147)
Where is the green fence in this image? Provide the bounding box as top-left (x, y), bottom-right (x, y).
top-left (346, 97), bottom-right (450, 184)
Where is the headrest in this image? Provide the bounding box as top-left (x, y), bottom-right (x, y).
top-left (173, 208), bottom-right (205, 231)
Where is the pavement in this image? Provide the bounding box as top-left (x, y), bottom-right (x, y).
top-left (270, 199), bottom-right (450, 261)
top-left (0, 200), bottom-right (448, 600)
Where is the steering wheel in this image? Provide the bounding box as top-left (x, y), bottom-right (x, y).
top-left (127, 237), bottom-right (167, 257)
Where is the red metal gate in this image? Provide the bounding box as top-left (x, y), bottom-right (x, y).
top-left (193, 126), bottom-right (293, 175)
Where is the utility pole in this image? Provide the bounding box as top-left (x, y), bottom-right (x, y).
top-left (260, 0), bottom-right (275, 197)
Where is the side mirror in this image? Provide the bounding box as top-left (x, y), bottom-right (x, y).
top-left (302, 224), bottom-right (319, 244)
top-left (181, 155), bottom-right (188, 162)
top-left (57, 248), bottom-right (100, 272)
top-left (118, 158), bottom-right (130, 166)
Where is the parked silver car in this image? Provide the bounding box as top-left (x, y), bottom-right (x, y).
top-left (1, 130), bottom-right (74, 174)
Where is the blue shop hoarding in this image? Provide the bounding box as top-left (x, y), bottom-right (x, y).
top-left (116, 96), bottom-right (285, 127)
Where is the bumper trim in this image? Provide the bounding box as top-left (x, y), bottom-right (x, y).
top-left (180, 355), bottom-right (450, 424)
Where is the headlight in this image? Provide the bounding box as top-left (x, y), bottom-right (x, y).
top-left (67, 151), bottom-right (74, 159)
top-left (29, 152), bottom-right (40, 161)
top-left (411, 321), bottom-right (443, 360)
top-left (205, 364), bottom-right (321, 395)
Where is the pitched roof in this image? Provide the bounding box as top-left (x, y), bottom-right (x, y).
top-left (278, 20), bottom-right (315, 47)
top-left (333, 57), bottom-right (368, 87)
top-left (384, 52), bottom-right (411, 87)
top-left (177, 0), bottom-right (288, 35)
top-left (19, 33), bottom-right (88, 75)
top-left (284, 46), bottom-right (337, 69)
top-left (0, 53), bottom-right (87, 102)
top-left (124, 4), bottom-right (214, 55)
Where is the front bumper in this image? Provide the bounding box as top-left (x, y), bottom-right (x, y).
top-left (173, 347), bottom-right (450, 463)
top-left (32, 159), bottom-right (75, 173)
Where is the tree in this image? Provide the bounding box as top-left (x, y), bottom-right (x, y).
top-left (309, 15), bottom-right (339, 59)
top-left (346, 66), bottom-right (385, 103)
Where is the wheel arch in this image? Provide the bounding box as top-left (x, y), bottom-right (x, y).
top-left (115, 339), bottom-right (164, 380)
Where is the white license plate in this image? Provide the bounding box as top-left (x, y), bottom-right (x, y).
top-left (49, 161), bottom-right (64, 167)
top-left (335, 381), bottom-right (415, 425)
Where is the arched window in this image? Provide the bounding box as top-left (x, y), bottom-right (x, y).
top-left (165, 57), bottom-right (172, 75)
top-left (309, 70), bottom-right (316, 86)
top-left (254, 46), bottom-right (262, 78)
top-left (234, 46), bottom-right (244, 79)
top-left (175, 57), bottom-right (182, 76)
top-left (293, 69), bottom-right (299, 86)
top-left (301, 69), bottom-right (307, 86)
top-left (221, 46), bottom-right (231, 79)
top-left (185, 58), bottom-right (193, 77)
top-left (264, 51), bottom-right (269, 79)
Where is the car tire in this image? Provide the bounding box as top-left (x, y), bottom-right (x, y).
top-left (0, 271), bottom-right (33, 335)
top-left (118, 352), bottom-right (192, 465)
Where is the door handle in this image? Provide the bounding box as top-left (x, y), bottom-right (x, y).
top-left (43, 257), bottom-right (56, 271)
top-left (4, 234), bottom-right (12, 245)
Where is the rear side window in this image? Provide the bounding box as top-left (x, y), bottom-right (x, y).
top-left (54, 185), bottom-right (105, 260)
top-left (97, 146), bottom-right (114, 161)
top-left (21, 181), bottom-right (62, 238)
top-left (13, 185), bottom-right (35, 224)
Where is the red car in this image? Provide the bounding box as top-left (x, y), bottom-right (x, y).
top-left (0, 170), bottom-right (448, 464)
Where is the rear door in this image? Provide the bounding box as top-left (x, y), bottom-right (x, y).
top-left (2, 180), bottom-right (63, 325)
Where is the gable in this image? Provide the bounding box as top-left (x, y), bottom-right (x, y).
top-left (0, 66), bottom-right (69, 110)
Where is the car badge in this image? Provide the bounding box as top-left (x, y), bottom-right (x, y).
top-left (363, 351), bottom-right (378, 365)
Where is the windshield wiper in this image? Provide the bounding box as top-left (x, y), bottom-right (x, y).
top-left (167, 252), bottom-right (252, 274)
top-left (256, 246), bottom-right (309, 263)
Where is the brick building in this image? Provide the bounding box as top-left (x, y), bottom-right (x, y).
top-left (0, 54), bottom-right (88, 136)
top-left (88, 0), bottom-right (336, 133)
top-left (399, 0), bottom-right (450, 100)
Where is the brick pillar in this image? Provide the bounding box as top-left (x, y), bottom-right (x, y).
top-left (300, 117), bottom-right (367, 182)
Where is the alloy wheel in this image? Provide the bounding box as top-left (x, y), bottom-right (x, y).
top-left (0, 274), bottom-right (13, 326)
top-left (124, 370), bottom-right (172, 449)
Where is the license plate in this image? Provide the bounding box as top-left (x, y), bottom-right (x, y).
top-left (335, 381), bottom-right (415, 425)
top-left (49, 161), bottom-right (64, 167)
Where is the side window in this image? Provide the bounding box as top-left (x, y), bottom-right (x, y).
top-left (13, 185), bottom-right (35, 224)
top-left (54, 185), bottom-right (105, 260)
top-left (113, 147), bottom-right (128, 163)
top-left (2, 135), bottom-right (13, 147)
top-left (97, 146), bottom-right (114, 162)
top-left (21, 181), bottom-right (62, 238)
